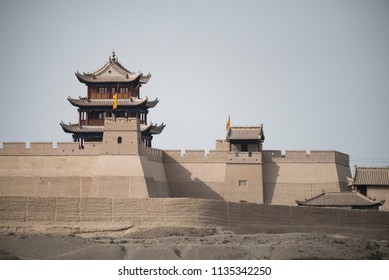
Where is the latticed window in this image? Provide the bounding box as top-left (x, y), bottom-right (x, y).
top-left (117, 137), bottom-right (122, 144)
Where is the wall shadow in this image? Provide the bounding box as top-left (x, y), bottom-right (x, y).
top-left (163, 156), bottom-right (224, 200)
top-left (263, 158), bottom-right (280, 204)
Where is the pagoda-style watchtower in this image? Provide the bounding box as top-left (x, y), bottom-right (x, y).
top-left (60, 51), bottom-right (165, 147)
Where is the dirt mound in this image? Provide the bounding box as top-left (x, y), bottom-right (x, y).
top-left (1, 229), bottom-right (388, 260)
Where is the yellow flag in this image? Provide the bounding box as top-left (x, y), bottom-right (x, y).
top-left (225, 115), bottom-right (230, 131)
top-left (113, 94), bottom-right (118, 109)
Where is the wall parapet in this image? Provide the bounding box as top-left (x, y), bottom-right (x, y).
top-left (141, 146), bottom-right (163, 162)
top-left (0, 142), bottom-right (102, 156)
top-left (163, 150), bottom-right (229, 163)
top-left (227, 152), bottom-right (262, 164)
top-left (162, 150), bottom-right (263, 163)
top-left (262, 150), bottom-right (349, 166)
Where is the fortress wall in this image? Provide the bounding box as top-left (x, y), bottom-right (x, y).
top-left (0, 197), bottom-right (388, 239)
top-left (262, 162), bottom-right (350, 205)
top-left (262, 150), bottom-right (351, 205)
top-left (141, 157), bottom-right (171, 197)
top-left (0, 142), bottom-right (102, 156)
top-left (164, 161), bottom-right (227, 200)
top-left (142, 146), bottom-right (163, 163)
top-left (163, 151), bottom-right (263, 203)
top-left (0, 154), bottom-right (170, 199)
top-left (0, 176), bottom-right (93, 197)
top-left (225, 163), bottom-right (263, 203)
top-left (262, 150), bottom-right (349, 166)
top-left (87, 155), bottom-right (163, 198)
top-left (163, 150), bottom-right (228, 163)
top-left (0, 156), bottom-right (99, 177)
top-left (163, 150), bottom-right (228, 200)
top-left (0, 155), bottom-right (99, 197)
top-left (367, 187), bottom-right (389, 211)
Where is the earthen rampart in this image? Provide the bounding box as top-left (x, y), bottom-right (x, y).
top-left (0, 197), bottom-right (388, 239)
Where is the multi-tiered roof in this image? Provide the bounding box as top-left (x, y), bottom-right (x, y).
top-left (60, 51), bottom-right (165, 146)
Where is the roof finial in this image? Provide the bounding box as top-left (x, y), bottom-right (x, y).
top-left (111, 49), bottom-right (117, 62)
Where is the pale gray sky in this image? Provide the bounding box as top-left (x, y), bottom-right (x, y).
top-left (0, 0), bottom-right (388, 167)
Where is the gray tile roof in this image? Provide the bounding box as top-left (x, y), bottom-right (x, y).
top-left (67, 97), bottom-right (158, 108)
top-left (353, 167), bottom-right (389, 186)
top-left (227, 126), bottom-right (264, 141)
top-left (60, 122), bottom-right (165, 135)
top-left (60, 123), bottom-right (104, 133)
top-left (296, 192), bottom-right (384, 207)
top-left (75, 52), bottom-right (151, 84)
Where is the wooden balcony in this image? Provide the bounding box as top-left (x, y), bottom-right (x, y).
top-left (80, 119), bottom-right (104, 126)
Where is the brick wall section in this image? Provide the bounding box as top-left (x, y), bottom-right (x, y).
top-left (262, 150), bottom-right (349, 166)
top-left (0, 142), bottom-right (102, 156)
top-left (0, 197), bottom-right (388, 239)
top-left (367, 187), bottom-right (389, 211)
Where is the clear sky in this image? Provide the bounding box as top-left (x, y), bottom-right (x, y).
top-left (0, 0), bottom-right (388, 167)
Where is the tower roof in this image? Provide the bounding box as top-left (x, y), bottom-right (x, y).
top-left (227, 126), bottom-right (264, 141)
top-left (60, 122), bottom-right (165, 135)
top-left (75, 51), bottom-right (151, 84)
top-left (67, 97), bottom-right (158, 109)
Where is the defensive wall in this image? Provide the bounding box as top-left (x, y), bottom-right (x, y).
top-left (366, 187), bottom-right (389, 211)
top-left (0, 197), bottom-right (388, 239)
top-left (261, 150), bottom-right (351, 205)
top-left (0, 117), bottom-right (352, 205)
top-left (0, 143), bottom-right (170, 199)
top-left (0, 139), bottom-right (351, 205)
top-left (162, 150), bottom-right (263, 203)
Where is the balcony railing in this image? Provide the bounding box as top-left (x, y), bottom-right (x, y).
top-left (80, 119), bottom-right (104, 126)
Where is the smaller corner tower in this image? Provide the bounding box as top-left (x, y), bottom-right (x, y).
top-left (226, 125), bottom-right (265, 152)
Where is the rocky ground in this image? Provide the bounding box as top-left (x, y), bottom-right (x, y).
top-left (1, 227), bottom-right (388, 260)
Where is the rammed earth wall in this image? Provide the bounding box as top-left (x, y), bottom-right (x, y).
top-left (0, 141), bottom-right (351, 205)
top-left (0, 118), bottom-right (353, 205)
top-left (0, 197), bottom-right (388, 239)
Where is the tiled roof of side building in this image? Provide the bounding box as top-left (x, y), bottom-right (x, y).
top-left (353, 167), bottom-right (389, 186)
top-left (227, 126), bottom-right (264, 141)
top-left (75, 51), bottom-right (151, 84)
top-left (296, 192), bottom-right (385, 207)
top-left (67, 97), bottom-right (158, 108)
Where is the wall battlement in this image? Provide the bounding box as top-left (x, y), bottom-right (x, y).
top-left (227, 152), bottom-right (262, 163)
top-left (0, 145), bottom-right (348, 165)
top-left (141, 146), bottom-right (163, 162)
top-left (163, 150), bottom-right (229, 163)
top-left (262, 150), bottom-right (349, 166)
top-left (0, 142), bottom-right (102, 156)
